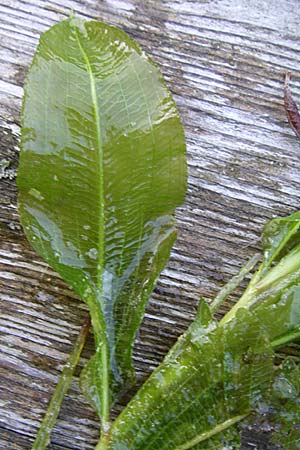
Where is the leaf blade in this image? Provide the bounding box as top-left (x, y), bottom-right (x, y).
top-left (18, 16), bottom-right (186, 420)
top-left (106, 303), bottom-right (274, 450)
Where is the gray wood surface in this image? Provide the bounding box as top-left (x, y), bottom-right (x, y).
top-left (1, 0), bottom-right (300, 448)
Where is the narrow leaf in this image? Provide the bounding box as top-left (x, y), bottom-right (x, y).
top-left (18, 16), bottom-right (186, 426)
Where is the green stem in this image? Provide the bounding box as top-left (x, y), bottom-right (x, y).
top-left (89, 311), bottom-right (111, 434)
top-left (31, 315), bottom-right (91, 450)
top-left (221, 244), bottom-right (300, 325)
top-left (210, 254), bottom-right (260, 314)
top-left (271, 329), bottom-right (300, 349)
top-left (95, 433), bottom-right (111, 450)
top-left (255, 244), bottom-right (300, 292)
top-left (100, 342), bottom-right (111, 433)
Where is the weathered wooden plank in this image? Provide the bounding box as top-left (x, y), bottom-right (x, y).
top-left (1, 0), bottom-right (300, 449)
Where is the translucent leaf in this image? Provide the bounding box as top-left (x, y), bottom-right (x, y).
top-left (106, 302), bottom-right (274, 450)
top-left (245, 358), bottom-right (300, 450)
top-left (253, 284), bottom-right (300, 347)
top-left (224, 212), bottom-right (300, 333)
top-left (262, 212), bottom-right (300, 266)
top-left (18, 17), bottom-right (186, 422)
top-left (270, 358), bottom-right (300, 450)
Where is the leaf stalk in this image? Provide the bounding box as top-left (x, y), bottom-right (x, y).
top-left (31, 315), bottom-right (91, 450)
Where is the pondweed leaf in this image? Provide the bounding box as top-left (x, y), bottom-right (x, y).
top-left (104, 302), bottom-right (274, 450)
top-left (244, 357), bottom-right (300, 450)
top-left (236, 213), bottom-right (300, 348)
top-left (17, 16), bottom-right (186, 429)
top-left (102, 211), bottom-right (300, 450)
top-left (221, 212), bottom-right (300, 330)
top-left (270, 358), bottom-right (300, 449)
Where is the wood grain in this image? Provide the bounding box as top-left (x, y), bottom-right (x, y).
top-left (1, 0), bottom-right (300, 448)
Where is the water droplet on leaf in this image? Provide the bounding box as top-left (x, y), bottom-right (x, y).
top-left (87, 248), bottom-right (98, 259)
top-left (29, 188), bottom-right (44, 201)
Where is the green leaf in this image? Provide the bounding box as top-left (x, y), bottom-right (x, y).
top-left (249, 213), bottom-right (300, 346)
top-left (17, 16), bottom-right (186, 425)
top-left (270, 358), bottom-right (300, 450)
top-left (105, 302), bottom-right (274, 450)
top-left (245, 358), bottom-right (300, 450)
top-left (253, 284), bottom-right (300, 347)
top-left (262, 212), bottom-right (300, 267)
top-left (221, 212), bottom-right (300, 327)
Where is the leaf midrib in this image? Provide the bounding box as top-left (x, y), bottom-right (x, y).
top-left (73, 28), bottom-right (104, 284)
top-left (74, 26), bottom-right (110, 428)
top-left (171, 414), bottom-right (247, 450)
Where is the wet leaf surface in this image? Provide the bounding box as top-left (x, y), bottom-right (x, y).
top-left (18, 16), bottom-right (186, 424)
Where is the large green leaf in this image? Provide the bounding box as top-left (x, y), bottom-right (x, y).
top-left (105, 301), bottom-right (274, 450)
top-left (17, 16), bottom-right (186, 425)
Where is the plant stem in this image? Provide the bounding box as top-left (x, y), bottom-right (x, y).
top-left (271, 329), bottom-right (300, 349)
top-left (100, 341), bottom-right (110, 431)
top-left (95, 433), bottom-right (111, 450)
top-left (89, 311), bottom-right (111, 435)
top-left (255, 244), bottom-right (300, 292)
top-left (221, 244), bottom-right (300, 325)
top-left (31, 315), bottom-right (91, 450)
top-left (210, 253), bottom-right (260, 314)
